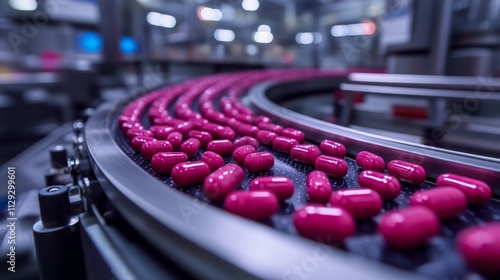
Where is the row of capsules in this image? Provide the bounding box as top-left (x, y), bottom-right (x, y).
top-left (118, 69), bottom-right (500, 276)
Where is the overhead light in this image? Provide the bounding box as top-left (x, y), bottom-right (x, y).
top-left (257, 25), bottom-right (271, 33)
top-left (242, 0), bottom-right (259, 11)
top-left (9, 0), bottom-right (37, 11)
top-left (331, 21), bottom-right (376, 37)
top-left (252, 31), bottom-right (273, 44)
top-left (295, 32), bottom-right (322, 45)
top-left (198, 6), bottom-right (223, 22)
top-left (147, 12), bottom-right (176, 28)
top-left (214, 29), bottom-right (235, 42)
top-left (246, 44), bottom-right (258, 55)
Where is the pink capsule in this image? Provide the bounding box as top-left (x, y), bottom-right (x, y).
top-left (379, 206), bottom-right (440, 250)
top-left (226, 118), bottom-right (243, 131)
top-left (290, 144), bottom-right (321, 165)
top-left (329, 188), bottom-right (383, 219)
top-left (232, 145), bottom-right (256, 165)
top-left (355, 151), bottom-right (385, 172)
top-left (257, 122), bottom-right (283, 134)
top-left (200, 151), bottom-right (224, 172)
top-left (319, 140), bottom-right (346, 158)
top-left (233, 136), bottom-right (259, 149)
top-left (244, 152), bottom-right (274, 173)
top-left (203, 164), bottom-right (245, 201)
top-left (201, 123), bottom-right (225, 139)
top-left (281, 128), bottom-right (305, 143)
top-left (120, 121), bottom-right (143, 133)
top-left (293, 206), bottom-right (355, 243)
top-left (256, 130), bottom-right (277, 146)
top-left (238, 124), bottom-right (259, 137)
top-left (151, 152), bottom-right (188, 174)
top-left (171, 161), bottom-right (210, 187)
top-left (272, 136), bottom-right (299, 153)
top-left (126, 128), bottom-right (154, 140)
top-left (140, 140), bottom-right (172, 160)
top-left (154, 126), bottom-right (177, 140)
top-left (188, 130), bottom-right (212, 147)
top-left (130, 136), bottom-right (156, 152)
top-left (314, 156), bottom-right (348, 178)
top-left (207, 139), bottom-right (234, 157)
top-left (387, 160), bottom-right (426, 186)
top-left (248, 176), bottom-right (294, 200)
top-left (306, 171), bottom-right (332, 203)
top-left (235, 113), bottom-right (254, 124)
top-left (189, 117), bottom-right (209, 129)
top-left (436, 173), bottom-right (491, 204)
top-left (180, 138), bottom-right (201, 159)
top-left (166, 132), bottom-right (183, 150)
top-left (410, 187), bottom-right (467, 219)
top-left (220, 127), bottom-right (236, 141)
top-left (358, 170), bottom-right (401, 200)
top-left (174, 121), bottom-right (194, 136)
top-left (224, 191), bottom-right (278, 220)
top-left (457, 223), bottom-right (500, 275)
top-left (256, 115), bottom-right (271, 123)
top-left (150, 126), bottom-right (171, 138)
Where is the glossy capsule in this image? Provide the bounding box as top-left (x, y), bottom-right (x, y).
top-left (293, 206), bottom-right (355, 243)
top-left (457, 223), bottom-right (500, 275)
top-left (379, 206), bottom-right (440, 250)
top-left (171, 161), bottom-right (210, 187)
top-left (200, 151), bottom-right (224, 172)
top-left (306, 171), bottom-right (332, 203)
top-left (174, 121), bottom-right (194, 136)
top-left (257, 122), bottom-right (283, 134)
top-left (314, 156), bottom-right (348, 178)
top-left (232, 145), bottom-right (256, 165)
top-left (166, 132), bottom-right (183, 150)
top-left (188, 130), bottom-right (212, 147)
top-left (436, 173), bottom-right (491, 204)
top-left (238, 124), bottom-right (259, 137)
top-left (248, 176), bottom-right (294, 200)
top-left (126, 128), bottom-right (154, 140)
top-left (272, 136), bottom-right (299, 153)
top-left (155, 126), bottom-right (177, 140)
top-left (281, 128), bottom-right (305, 143)
top-left (149, 126), bottom-right (172, 139)
top-left (207, 139), bottom-right (234, 157)
top-left (355, 151), bottom-right (385, 172)
top-left (203, 164), bottom-right (245, 201)
top-left (319, 140), bottom-right (346, 158)
top-left (256, 130), bottom-right (277, 146)
top-left (221, 127), bottom-right (236, 141)
top-left (358, 170), bottom-right (401, 200)
top-left (329, 188), bottom-right (383, 219)
top-left (130, 136), bottom-right (156, 152)
top-left (140, 140), bottom-right (172, 160)
top-left (244, 152), bottom-right (274, 172)
top-left (233, 136), bottom-right (259, 149)
top-left (290, 144), bottom-right (321, 165)
top-left (224, 191), bottom-right (279, 220)
top-left (120, 121), bottom-right (142, 133)
top-left (180, 138), bottom-right (201, 158)
top-left (387, 160), bottom-right (426, 186)
top-left (410, 187), bottom-right (467, 219)
top-left (201, 123), bottom-right (225, 139)
top-left (151, 152), bottom-right (188, 174)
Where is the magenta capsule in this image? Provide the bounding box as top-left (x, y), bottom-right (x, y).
top-left (257, 122), bottom-right (283, 134)
top-left (244, 152), bottom-right (274, 172)
top-left (140, 140), bottom-right (172, 160)
top-left (436, 173), bottom-right (491, 204)
top-left (290, 144), bottom-right (321, 165)
top-left (166, 132), bottom-right (183, 150)
top-left (171, 161), bottom-right (210, 187)
top-left (200, 151), bottom-right (224, 172)
top-left (126, 128), bottom-right (154, 140)
top-left (120, 121), bottom-right (143, 133)
top-left (174, 121), bottom-right (194, 136)
top-left (378, 206), bottom-right (440, 250)
top-left (220, 127), bottom-right (236, 141)
top-left (256, 130), bottom-right (277, 146)
top-left (201, 123), bottom-right (225, 139)
top-left (238, 124), bottom-right (259, 137)
top-left (130, 136), bottom-right (156, 152)
top-left (226, 118), bottom-right (243, 131)
top-left (314, 156), bottom-right (348, 178)
top-left (256, 115), bottom-right (271, 123)
top-left (233, 136), bottom-right (259, 149)
top-left (180, 138), bottom-right (201, 158)
top-left (355, 151), bottom-right (385, 172)
top-left (149, 126), bottom-right (172, 138)
top-left (319, 140), bottom-right (346, 158)
top-left (329, 188), bottom-right (383, 219)
top-left (358, 170), bottom-right (401, 200)
top-left (151, 152), bottom-right (188, 174)
top-left (457, 223), bottom-right (500, 275)
top-left (293, 206), bottom-right (355, 243)
top-left (410, 187), bottom-right (467, 219)
top-left (387, 160), bottom-right (426, 186)
top-left (281, 128), bottom-right (305, 143)
top-left (232, 145), bottom-right (256, 165)
top-left (203, 164), bottom-right (245, 201)
top-left (235, 113), bottom-right (254, 124)
top-left (272, 136), bottom-right (299, 153)
top-left (154, 126), bottom-right (177, 140)
top-left (306, 171), bottom-right (332, 203)
top-left (224, 191), bottom-right (279, 220)
top-left (248, 176), bottom-right (294, 200)
top-left (187, 130), bottom-right (212, 147)
top-left (207, 139), bottom-right (234, 157)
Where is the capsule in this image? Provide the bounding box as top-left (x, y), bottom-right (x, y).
top-left (293, 206), bottom-right (355, 243)
top-left (154, 127), bottom-right (177, 140)
top-left (248, 176), bottom-right (294, 200)
top-left (436, 173), bottom-right (491, 204)
top-left (358, 170), bottom-right (401, 200)
top-left (140, 140), bottom-right (172, 160)
top-left (166, 132), bottom-right (183, 150)
top-left (201, 123), bottom-right (225, 139)
top-left (174, 121), bottom-right (194, 136)
top-left (120, 121), bottom-right (142, 133)
top-left (256, 115), bottom-right (271, 123)
top-left (221, 127), bottom-right (236, 141)
top-left (151, 152), bottom-right (188, 174)
top-left (206, 139), bottom-right (234, 157)
top-left (378, 206), bottom-right (440, 250)
top-left (171, 161), bottom-right (210, 187)
top-left (126, 128), bottom-right (154, 140)
top-left (256, 130), bottom-right (277, 146)
top-left (224, 191), bottom-right (279, 220)
top-left (149, 126), bottom-right (172, 139)
top-left (232, 145), bottom-right (256, 165)
top-left (233, 136), bottom-right (259, 149)
top-left (203, 164), bottom-right (245, 201)
top-left (272, 136), bottom-right (299, 153)
top-left (355, 151), bottom-right (385, 172)
top-left (200, 151), bottom-right (225, 172)
top-left (180, 138), bottom-right (201, 158)
top-left (329, 188), bottom-right (383, 219)
top-left (281, 128), bottom-right (305, 143)
top-left (387, 160), bottom-right (426, 186)
top-left (457, 223), bottom-right (500, 275)
top-left (131, 136), bottom-right (156, 152)
top-left (188, 130), bottom-right (212, 147)
top-left (314, 156), bottom-right (348, 178)
top-left (257, 122), bottom-right (283, 134)
top-left (410, 187), bottom-right (467, 219)
top-left (238, 124), bottom-right (259, 137)
top-left (291, 144), bottom-right (321, 165)
top-left (244, 152), bottom-right (274, 172)
top-left (306, 171), bottom-right (332, 203)
top-left (319, 140), bottom-right (346, 158)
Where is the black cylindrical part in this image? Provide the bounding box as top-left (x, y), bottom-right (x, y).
top-left (50, 146), bottom-right (68, 169)
top-left (38, 186), bottom-right (71, 228)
